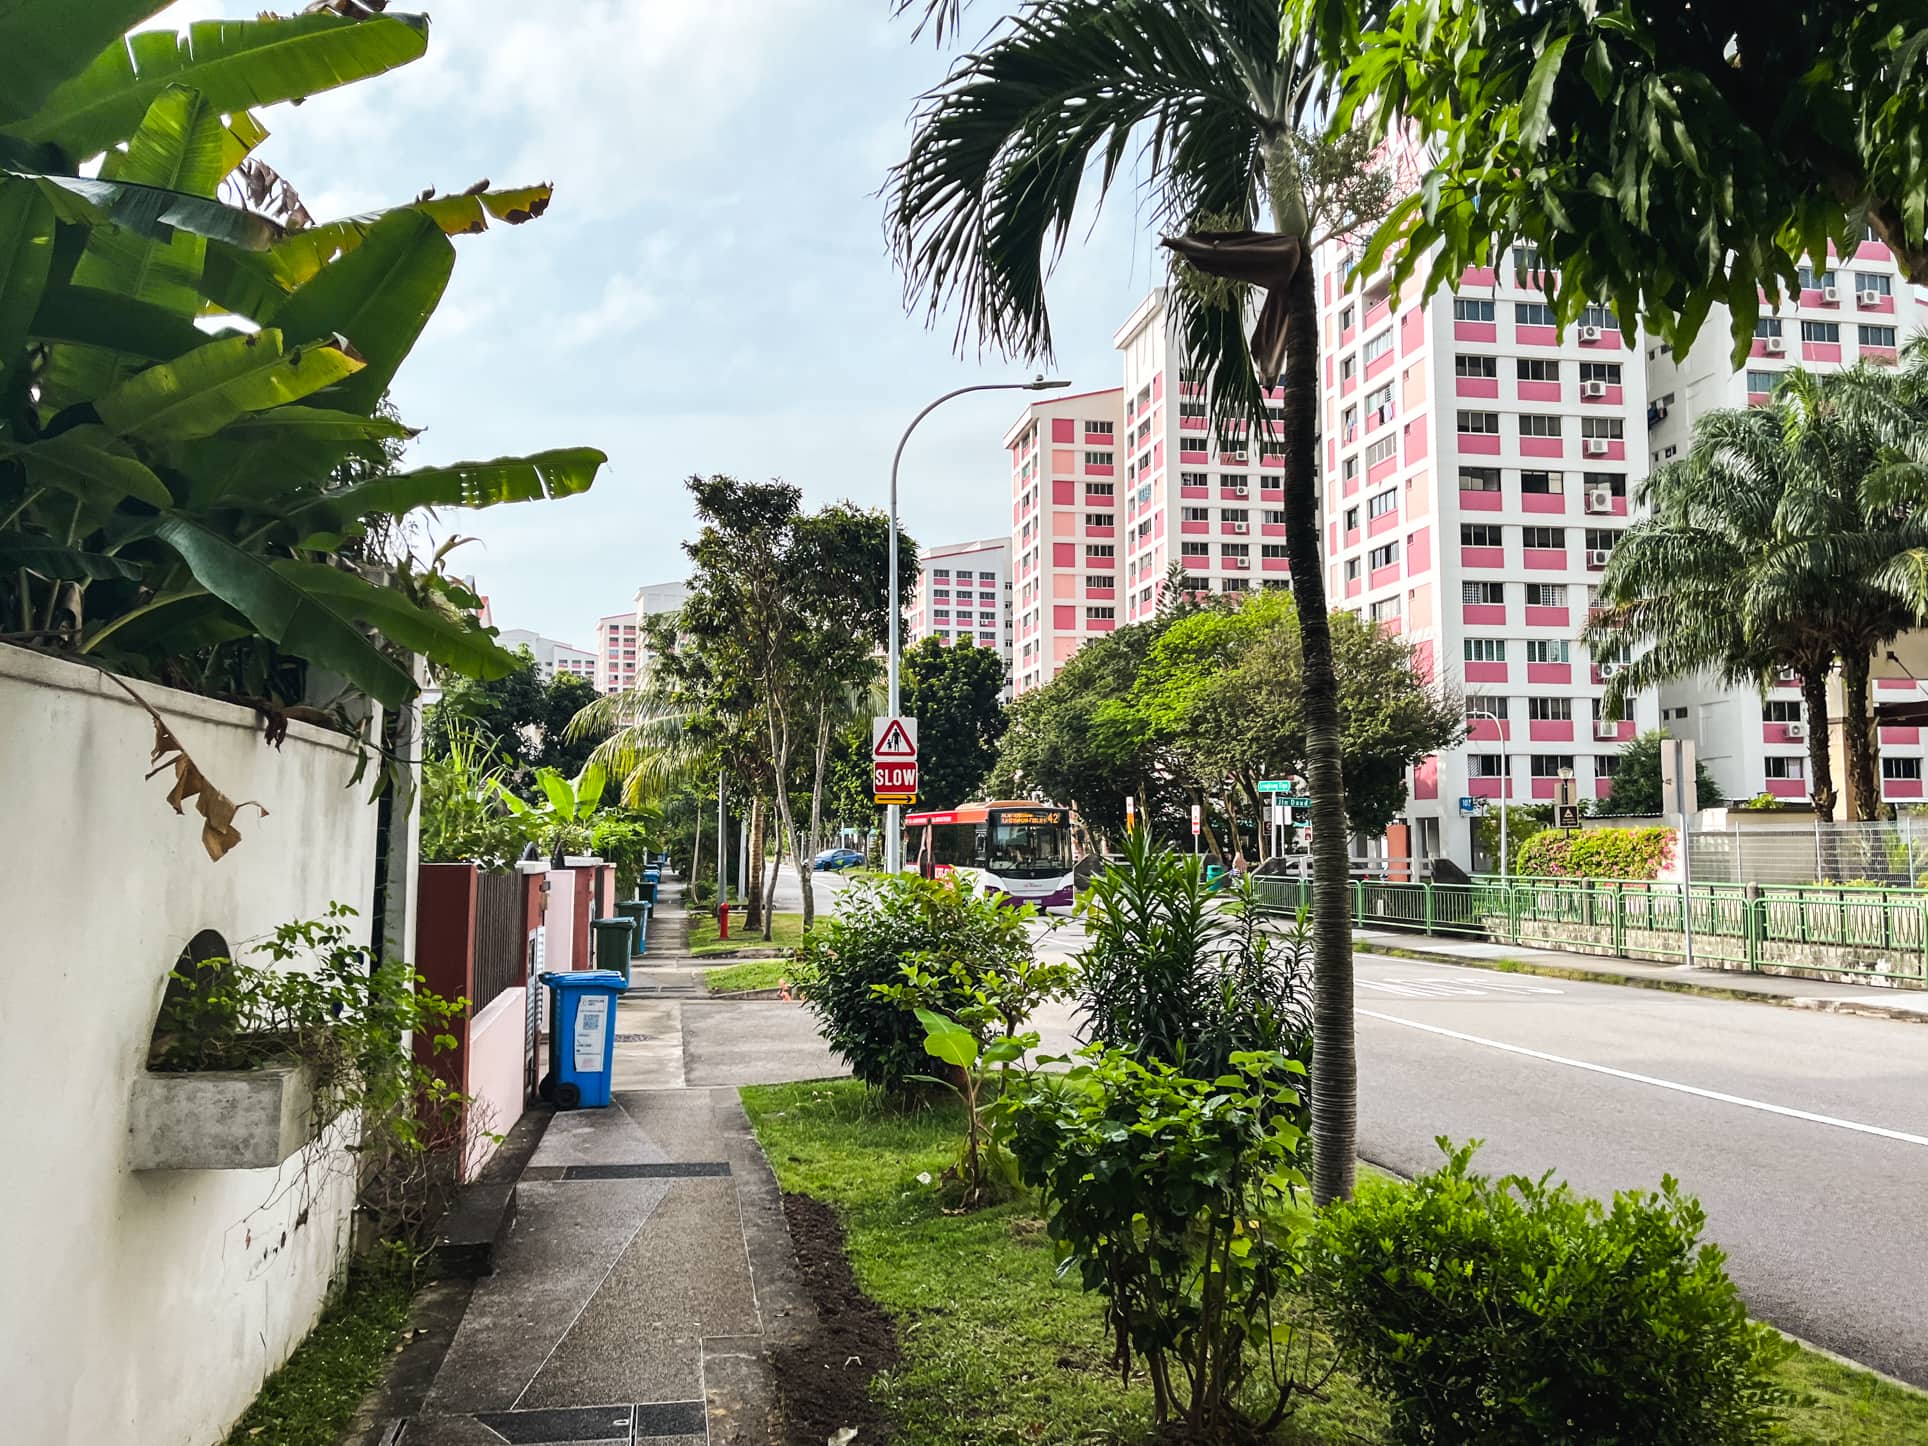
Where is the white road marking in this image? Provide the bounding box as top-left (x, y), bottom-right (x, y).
top-left (1357, 975), bottom-right (1564, 999)
top-left (1357, 1008), bottom-right (1928, 1149)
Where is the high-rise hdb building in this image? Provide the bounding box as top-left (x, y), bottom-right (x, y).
top-left (906, 537), bottom-right (1014, 679)
top-left (594, 612), bottom-right (639, 695)
top-left (1645, 234), bottom-right (1928, 806)
top-left (497, 628), bottom-right (597, 683)
top-left (1006, 387), bottom-right (1126, 695)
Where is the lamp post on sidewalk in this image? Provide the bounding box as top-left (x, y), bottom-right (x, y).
top-left (1466, 705), bottom-right (1511, 879)
top-left (884, 376), bottom-right (1069, 873)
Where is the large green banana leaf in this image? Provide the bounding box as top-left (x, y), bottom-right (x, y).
top-left (151, 515), bottom-right (415, 707)
top-left (269, 559), bottom-right (521, 681)
top-left (4, 169), bottom-right (279, 250)
top-left (0, 427), bottom-right (171, 509)
top-left (30, 282), bottom-right (214, 361)
top-left (202, 183), bottom-right (554, 315)
top-left (48, 85), bottom-right (229, 404)
top-left (0, 2), bottom-right (172, 130)
top-left (297, 447), bottom-right (608, 530)
top-left (0, 530), bottom-right (143, 580)
top-left (10, 10), bottom-right (431, 162)
top-left (0, 178), bottom-right (53, 397)
top-left (271, 209), bottom-right (452, 419)
top-left (173, 408), bottom-right (416, 507)
top-left (95, 329), bottom-right (362, 446)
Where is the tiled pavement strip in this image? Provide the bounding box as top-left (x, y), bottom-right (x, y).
top-left (369, 882), bottom-right (813, 1446)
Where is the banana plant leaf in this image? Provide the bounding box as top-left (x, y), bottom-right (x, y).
top-left (3, 168), bottom-right (280, 251)
top-left (267, 559), bottom-right (522, 682)
top-left (297, 447), bottom-right (608, 529)
top-left (173, 408), bottom-right (417, 507)
top-left (0, 427), bottom-right (171, 509)
top-left (10, 11), bottom-right (431, 162)
top-left (203, 183), bottom-right (554, 314)
top-left (95, 329), bottom-right (363, 446)
top-left (30, 282), bottom-right (214, 361)
top-left (270, 209), bottom-right (451, 418)
top-left (0, 180), bottom-right (54, 397)
top-left (0, 1), bottom-right (173, 130)
top-left (150, 515), bottom-right (414, 708)
top-left (0, 531), bottom-right (143, 580)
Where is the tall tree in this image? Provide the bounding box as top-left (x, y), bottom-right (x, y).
top-left (887, 0), bottom-right (1392, 1204)
top-left (1298, 0), bottom-right (1928, 361)
top-left (426, 647), bottom-right (612, 792)
top-left (1600, 731), bottom-right (1724, 818)
top-left (900, 636), bottom-right (1008, 809)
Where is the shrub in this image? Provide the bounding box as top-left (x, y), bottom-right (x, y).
top-left (1001, 1048), bottom-right (1316, 1439)
top-left (1513, 824), bottom-right (1674, 879)
top-left (1077, 828), bottom-right (1313, 1085)
top-left (1309, 1142), bottom-right (1792, 1445)
top-left (794, 872), bottom-right (1034, 1092)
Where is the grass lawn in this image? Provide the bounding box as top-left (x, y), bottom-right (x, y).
top-left (686, 909), bottom-right (805, 956)
top-left (742, 1078), bottom-right (1928, 1446)
top-left (221, 1262), bottom-right (415, 1446)
top-left (704, 958), bottom-right (795, 993)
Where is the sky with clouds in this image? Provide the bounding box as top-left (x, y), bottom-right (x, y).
top-left (162, 0), bottom-right (1170, 646)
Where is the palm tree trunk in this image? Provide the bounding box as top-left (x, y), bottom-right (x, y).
top-left (1277, 220), bottom-right (1356, 1206)
top-left (1843, 650), bottom-right (1879, 821)
top-left (1801, 665), bottom-right (1837, 822)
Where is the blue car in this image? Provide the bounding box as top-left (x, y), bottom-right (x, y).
top-left (813, 847), bottom-right (865, 872)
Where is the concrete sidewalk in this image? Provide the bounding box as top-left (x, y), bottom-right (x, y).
top-left (1355, 928), bottom-right (1928, 1022)
top-left (363, 879), bottom-right (815, 1446)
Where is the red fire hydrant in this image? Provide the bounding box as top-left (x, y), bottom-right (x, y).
top-left (718, 900), bottom-right (731, 940)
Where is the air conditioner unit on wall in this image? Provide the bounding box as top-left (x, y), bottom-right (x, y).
top-left (1858, 289), bottom-right (1883, 306)
top-left (1581, 379), bottom-right (1608, 398)
top-left (1597, 661), bottom-right (1622, 679)
top-left (1786, 721), bottom-right (1807, 740)
top-left (1227, 557), bottom-right (1250, 569)
top-left (1584, 437), bottom-right (1611, 455)
top-left (1585, 484), bottom-right (1615, 513)
top-left (1822, 284), bottom-right (1840, 302)
top-left (1594, 719), bottom-right (1619, 738)
top-left (1587, 547), bottom-right (1613, 568)
top-left (1231, 520), bottom-right (1249, 533)
top-left (1579, 325), bottom-right (1601, 341)
top-left (1765, 336), bottom-right (1787, 353)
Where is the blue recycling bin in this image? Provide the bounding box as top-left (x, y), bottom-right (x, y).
top-left (538, 970), bottom-right (625, 1109)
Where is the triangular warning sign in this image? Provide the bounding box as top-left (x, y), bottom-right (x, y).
top-left (875, 718), bottom-right (917, 758)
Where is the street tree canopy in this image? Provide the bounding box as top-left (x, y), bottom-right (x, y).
top-left (1301, 0), bottom-right (1928, 361)
top-left (426, 648), bottom-right (609, 791)
top-left (901, 637), bottom-right (1007, 810)
top-left (1602, 731), bottom-right (1724, 817)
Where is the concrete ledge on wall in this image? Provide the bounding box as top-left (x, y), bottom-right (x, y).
top-left (128, 1061), bottom-right (319, 1171)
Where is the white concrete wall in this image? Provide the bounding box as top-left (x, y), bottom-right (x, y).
top-left (0, 645), bottom-right (380, 1446)
top-left (463, 985), bottom-right (527, 1178)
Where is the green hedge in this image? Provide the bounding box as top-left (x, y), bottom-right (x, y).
top-left (1514, 825), bottom-right (1674, 880)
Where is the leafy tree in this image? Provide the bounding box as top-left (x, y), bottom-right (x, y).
top-left (901, 636), bottom-right (1007, 809)
top-left (887, 0), bottom-right (1397, 1203)
top-left (425, 649), bottom-right (610, 792)
top-left (1301, 0), bottom-right (1928, 360)
top-left (1601, 731), bottom-right (1725, 818)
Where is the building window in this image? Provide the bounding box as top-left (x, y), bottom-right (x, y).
top-left (1084, 512), bottom-right (1114, 526)
top-left (1461, 523), bottom-right (1504, 547)
top-left (1086, 419), bottom-right (1114, 435)
top-left (1085, 480), bottom-right (1115, 496)
top-left (1181, 506), bottom-right (1209, 522)
top-left (1463, 580), bottom-right (1504, 605)
top-left (1456, 354), bottom-right (1498, 378)
top-left (1344, 557), bottom-right (1361, 582)
top-left (1522, 526), bottom-right (1566, 550)
top-left (1754, 317), bottom-right (1783, 338)
top-left (1085, 543), bottom-right (1115, 558)
top-left (1467, 753), bottom-right (1505, 777)
top-left (1578, 302), bottom-right (1617, 330)
top-left (1343, 404), bottom-right (1359, 436)
top-left (1367, 489), bottom-right (1397, 518)
top-left (1520, 414), bottom-right (1562, 437)
top-left (1798, 264), bottom-right (1834, 291)
top-left (1365, 435), bottom-right (1398, 467)
top-left (1860, 324), bottom-right (1899, 349)
top-left (1341, 455), bottom-right (1360, 482)
top-left (1884, 757), bottom-right (1922, 781)
top-left (1454, 298), bottom-right (1495, 322)
top-left (1369, 597), bottom-right (1400, 623)
top-left (1466, 695), bottom-right (1504, 723)
top-left (1858, 271), bottom-right (1895, 297)
top-left (1531, 754), bottom-right (1577, 777)
top-left (1464, 638), bottom-right (1506, 662)
top-left (1365, 382), bottom-right (1395, 415)
top-left (1801, 320), bottom-right (1841, 343)
top-left (1525, 582), bottom-right (1568, 606)
top-left (1362, 329), bottom-right (1393, 364)
top-left (1339, 304), bottom-right (1355, 330)
top-left (1458, 410), bottom-right (1500, 434)
top-left (1521, 469), bottom-right (1563, 494)
top-left (1261, 544), bottom-right (1288, 559)
top-left (1765, 756), bottom-right (1806, 780)
top-left (1580, 416), bottom-right (1624, 440)
top-left (1181, 471), bottom-right (1209, 487)
top-left (1459, 466), bottom-right (1501, 492)
top-left (1222, 508), bottom-right (1249, 523)
top-left (1579, 361), bottom-right (1623, 384)
top-left (1343, 505), bottom-right (1360, 531)
top-left (1179, 398), bottom-right (1207, 420)
top-left (1763, 701), bottom-right (1803, 722)
top-left (1340, 355), bottom-right (1357, 382)
top-left (1367, 542), bottom-right (1399, 571)
top-left (1516, 301), bottom-right (1556, 327)
top-left (1086, 606), bottom-right (1115, 622)
top-left (1528, 697), bottom-right (1572, 720)
top-left (1180, 540), bottom-right (1210, 557)
top-left (1585, 527), bottom-right (1621, 553)
top-left (1084, 450), bottom-right (1114, 467)
top-left (1222, 542), bottom-right (1250, 559)
top-left (1263, 509), bottom-right (1286, 525)
top-left (1517, 357), bottom-right (1558, 382)
top-left (1084, 575), bottom-right (1113, 589)
top-left (1745, 369), bottom-right (1782, 394)
top-left (1526, 639), bottom-right (1571, 663)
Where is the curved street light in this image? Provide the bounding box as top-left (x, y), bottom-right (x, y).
top-left (885, 376), bottom-right (1070, 873)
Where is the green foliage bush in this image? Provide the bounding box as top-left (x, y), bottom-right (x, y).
top-left (794, 872), bottom-right (1035, 1092)
top-left (1002, 1048), bottom-right (1315, 1438)
top-left (1513, 825), bottom-right (1674, 880)
top-left (1310, 1142), bottom-right (1791, 1445)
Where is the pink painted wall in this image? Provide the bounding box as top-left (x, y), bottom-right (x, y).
top-left (1413, 754), bottom-right (1439, 800)
top-left (1522, 492), bottom-right (1565, 514)
top-left (1460, 488), bottom-right (1502, 511)
top-left (1460, 432), bottom-right (1501, 455)
top-left (1529, 719), bottom-right (1575, 742)
top-left (1526, 661), bottom-right (1572, 684)
top-left (1051, 417), bottom-right (1075, 442)
top-left (1523, 547), bottom-right (1568, 570)
top-left (1516, 324), bottom-right (1557, 347)
top-left (1524, 604), bottom-right (1569, 628)
top-left (1454, 321), bottom-right (1496, 343)
top-left (1461, 545), bottom-right (1504, 568)
top-left (1518, 380), bottom-right (1560, 403)
top-left (1456, 376), bottom-right (1499, 398)
top-left (1465, 661), bottom-right (1508, 683)
top-left (1463, 603), bottom-right (1505, 626)
top-left (1520, 435), bottom-right (1563, 459)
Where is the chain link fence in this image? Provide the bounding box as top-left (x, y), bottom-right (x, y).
top-left (1687, 820), bottom-right (1928, 888)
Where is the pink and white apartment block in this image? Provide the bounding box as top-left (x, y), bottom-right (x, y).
top-left (595, 612), bottom-right (639, 695)
top-left (1317, 240), bottom-right (1662, 868)
top-left (1646, 233), bottom-right (1928, 806)
top-left (906, 536), bottom-right (1014, 674)
top-left (1111, 292), bottom-right (1293, 628)
top-left (1006, 388), bottom-right (1127, 695)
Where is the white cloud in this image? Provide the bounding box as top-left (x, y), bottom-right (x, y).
top-left (558, 270), bottom-right (662, 345)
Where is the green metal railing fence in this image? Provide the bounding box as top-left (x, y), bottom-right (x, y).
top-left (1251, 875), bottom-right (1928, 986)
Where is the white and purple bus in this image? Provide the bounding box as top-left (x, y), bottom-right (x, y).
top-left (904, 799), bottom-right (1077, 912)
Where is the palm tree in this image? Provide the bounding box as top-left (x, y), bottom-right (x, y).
top-left (1589, 367), bottom-right (1927, 820)
top-left (885, 0), bottom-right (1391, 1204)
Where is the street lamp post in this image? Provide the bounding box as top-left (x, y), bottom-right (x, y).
top-left (1467, 705), bottom-right (1511, 880)
top-left (884, 376), bottom-right (1069, 873)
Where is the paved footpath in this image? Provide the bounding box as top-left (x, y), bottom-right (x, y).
top-left (374, 880), bottom-right (814, 1446)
